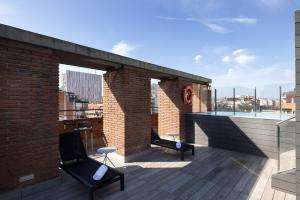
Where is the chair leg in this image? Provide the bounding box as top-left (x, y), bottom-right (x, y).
top-left (180, 151), bottom-right (184, 161)
top-left (120, 174), bottom-right (125, 191)
top-left (103, 154), bottom-right (107, 164)
top-left (192, 147), bottom-right (195, 156)
top-left (106, 156), bottom-right (116, 167)
top-left (89, 189), bottom-right (94, 200)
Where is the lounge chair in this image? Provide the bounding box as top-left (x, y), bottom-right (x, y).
top-left (59, 131), bottom-right (124, 200)
top-left (151, 129), bottom-right (194, 161)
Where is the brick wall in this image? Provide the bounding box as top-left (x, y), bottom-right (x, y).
top-left (0, 39), bottom-right (59, 192)
top-left (151, 113), bottom-right (158, 132)
top-left (192, 83), bottom-right (200, 112)
top-left (103, 66), bottom-right (151, 156)
top-left (58, 117), bottom-right (106, 150)
top-left (158, 80), bottom-right (194, 140)
top-left (200, 84), bottom-right (211, 112)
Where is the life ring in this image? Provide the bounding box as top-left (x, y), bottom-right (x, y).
top-left (183, 85), bottom-right (193, 104)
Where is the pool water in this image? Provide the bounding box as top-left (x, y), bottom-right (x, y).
top-left (198, 111), bottom-right (294, 120)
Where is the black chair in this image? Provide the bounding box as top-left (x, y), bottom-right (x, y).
top-left (59, 131), bottom-right (124, 200)
top-left (151, 129), bottom-right (194, 161)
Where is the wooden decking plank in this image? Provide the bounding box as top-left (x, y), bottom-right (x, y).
top-left (233, 156), bottom-right (262, 192)
top-left (273, 190), bottom-right (286, 200)
top-left (176, 179), bottom-right (209, 200)
top-left (261, 176), bottom-right (276, 200)
top-left (188, 180), bottom-right (215, 200)
top-left (210, 154), bottom-right (254, 199)
top-left (11, 147), bottom-right (296, 200)
top-left (248, 159), bottom-right (275, 200)
top-left (285, 193), bottom-right (296, 200)
top-left (149, 190), bottom-right (176, 200)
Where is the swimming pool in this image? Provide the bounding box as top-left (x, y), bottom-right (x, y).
top-left (196, 111), bottom-right (294, 120)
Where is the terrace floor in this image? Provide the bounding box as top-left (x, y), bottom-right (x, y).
top-left (23, 146), bottom-right (295, 200)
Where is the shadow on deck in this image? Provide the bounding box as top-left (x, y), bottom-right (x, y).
top-left (15, 146), bottom-right (296, 200)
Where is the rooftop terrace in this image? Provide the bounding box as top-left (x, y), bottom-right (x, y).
top-left (3, 146), bottom-right (294, 200)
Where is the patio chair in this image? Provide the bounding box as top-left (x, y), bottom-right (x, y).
top-left (151, 128), bottom-right (194, 161)
top-left (59, 131), bottom-right (124, 200)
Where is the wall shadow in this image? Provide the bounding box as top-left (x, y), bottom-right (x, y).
top-left (185, 114), bottom-right (279, 159)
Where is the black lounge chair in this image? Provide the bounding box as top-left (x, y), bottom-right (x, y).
top-left (151, 129), bottom-right (194, 161)
top-left (59, 131), bottom-right (124, 200)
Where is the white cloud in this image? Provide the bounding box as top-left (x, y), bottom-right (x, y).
top-left (232, 49), bottom-right (246, 56)
top-left (234, 54), bottom-right (256, 65)
top-left (222, 56), bottom-right (230, 63)
top-left (214, 17), bottom-right (257, 24)
top-left (111, 41), bottom-right (136, 56)
top-left (194, 54), bottom-right (203, 64)
top-left (204, 23), bottom-right (229, 33)
top-left (233, 17), bottom-right (257, 24)
top-left (156, 15), bottom-right (256, 33)
top-left (222, 49), bottom-right (256, 65)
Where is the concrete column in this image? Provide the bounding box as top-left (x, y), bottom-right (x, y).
top-left (103, 66), bottom-right (151, 158)
top-left (158, 80), bottom-right (194, 140)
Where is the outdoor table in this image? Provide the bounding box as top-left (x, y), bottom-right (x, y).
top-left (97, 147), bottom-right (117, 167)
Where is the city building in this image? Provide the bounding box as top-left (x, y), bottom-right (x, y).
top-left (282, 90), bottom-right (296, 113)
top-left (60, 70), bottom-right (102, 103)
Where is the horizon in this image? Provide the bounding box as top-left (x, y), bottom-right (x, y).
top-left (1, 0), bottom-right (299, 98)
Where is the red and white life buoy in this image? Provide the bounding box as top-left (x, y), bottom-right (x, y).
top-left (183, 85), bottom-right (193, 104)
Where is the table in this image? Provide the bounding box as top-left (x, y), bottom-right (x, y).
top-left (97, 147), bottom-right (117, 167)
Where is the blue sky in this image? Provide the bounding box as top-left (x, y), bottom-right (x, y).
top-left (1, 0), bottom-right (299, 97)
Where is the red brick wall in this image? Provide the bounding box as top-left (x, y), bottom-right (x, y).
top-left (58, 117), bottom-right (106, 148)
top-left (192, 83), bottom-right (200, 112)
top-left (158, 80), bottom-right (193, 140)
top-left (200, 84), bottom-right (211, 112)
top-left (0, 39), bottom-right (59, 192)
top-left (151, 113), bottom-right (158, 132)
top-left (103, 66), bottom-right (151, 156)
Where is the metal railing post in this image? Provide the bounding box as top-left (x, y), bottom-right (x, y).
top-left (233, 88), bottom-right (235, 115)
top-left (214, 89), bottom-right (217, 112)
top-left (277, 125), bottom-right (280, 171)
top-left (254, 87), bottom-right (257, 113)
top-left (279, 86), bottom-right (282, 114)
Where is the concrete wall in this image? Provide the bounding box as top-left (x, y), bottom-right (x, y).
top-left (0, 39), bottom-right (59, 192)
top-left (103, 66), bottom-right (151, 156)
top-left (185, 113), bottom-right (279, 159)
top-left (295, 10), bottom-right (300, 200)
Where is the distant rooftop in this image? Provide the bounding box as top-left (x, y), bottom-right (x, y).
top-left (0, 23), bottom-right (211, 84)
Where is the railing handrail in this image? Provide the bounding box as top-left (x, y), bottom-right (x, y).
top-left (277, 116), bottom-right (296, 125)
top-left (59, 108), bottom-right (102, 112)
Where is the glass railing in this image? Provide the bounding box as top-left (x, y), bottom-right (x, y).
top-left (277, 116), bottom-right (296, 172)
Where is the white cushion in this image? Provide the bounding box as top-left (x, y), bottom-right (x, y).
top-left (93, 165), bottom-right (108, 180)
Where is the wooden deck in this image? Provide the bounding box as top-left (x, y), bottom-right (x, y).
top-left (23, 146), bottom-right (295, 200)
